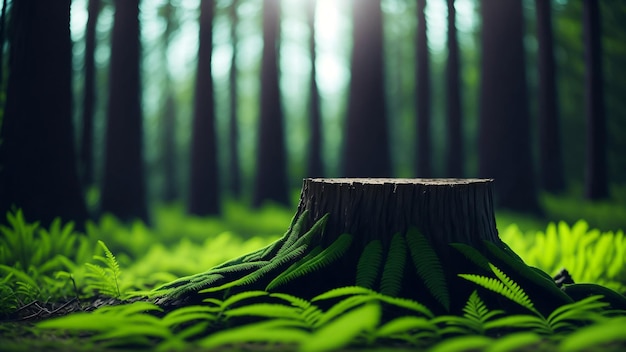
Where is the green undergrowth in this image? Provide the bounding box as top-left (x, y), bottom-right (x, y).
top-left (1, 199), bottom-right (626, 351)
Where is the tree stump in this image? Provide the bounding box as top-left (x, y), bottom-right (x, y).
top-left (155, 178), bottom-right (576, 315)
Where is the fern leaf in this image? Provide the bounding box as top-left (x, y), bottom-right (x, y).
top-left (459, 267), bottom-right (538, 315)
top-left (265, 246), bottom-right (323, 290)
top-left (266, 234), bottom-right (352, 291)
top-left (314, 295), bottom-right (377, 328)
top-left (225, 303), bottom-right (302, 320)
top-left (488, 263), bottom-right (537, 314)
top-left (312, 286), bottom-right (379, 302)
top-left (218, 290), bottom-right (269, 311)
top-left (463, 290), bottom-right (503, 324)
top-left (375, 316), bottom-right (436, 339)
top-left (202, 245), bottom-right (308, 293)
top-left (199, 320), bottom-right (309, 349)
top-left (355, 240), bottom-right (383, 289)
top-left (85, 262), bottom-right (119, 298)
top-left (380, 233), bottom-right (407, 296)
top-left (302, 303), bottom-right (381, 352)
top-left (275, 210), bottom-right (310, 257)
top-left (450, 243), bottom-right (491, 272)
top-left (484, 241), bottom-right (573, 305)
top-left (376, 294), bottom-right (434, 318)
top-left (287, 214), bottom-right (329, 252)
top-left (270, 292), bottom-right (324, 326)
top-left (406, 227), bottom-right (450, 311)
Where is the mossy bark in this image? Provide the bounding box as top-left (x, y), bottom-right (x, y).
top-left (156, 178), bottom-right (573, 315)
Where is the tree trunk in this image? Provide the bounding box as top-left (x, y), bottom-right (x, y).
top-left (253, 0), bottom-right (289, 207)
top-left (307, 0), bottom-right (324, 178)
top-left (0, 0), bottom-right (87, 227)
top-left (416, 0), bottom-right (432, 177)
top-left (228, 0), bottom-right (242, 197)
top-left (80, 0), bottom-right (100, 188)
top-left (161, 0), bottom-right (179, 203)
top-left (478, 0), bottom-right (539, 213)
top-left (101, 0), bottom-right (148, 222)
top-left (342, 0), bottom-right (391, 177)
top-left (189, 0), bottom-right (220, 216)
top-left (445, 0), bottom-right (464, 178)
top-left (582, 0), bottom-right (608, 200)
top-left (157, 178), bottom-right (573, 316)
top-left (535, 0), bottom-right (565, 194)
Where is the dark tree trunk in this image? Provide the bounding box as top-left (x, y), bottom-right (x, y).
top-left (307, 0), bottom-right (324, 178)
top-left (101, 0), bottom-right (148, 222)
top-left (228, 0), bottom-right (241, 197)
top-left (162, 93), bottom-right (178, 203)
top-left (0, 0), bottom-right (8, 91)
top-left (0, 0), bottom-right (87, 226)
top-left (445, 0), bottom-right (464, 178)
top-left (252, 0), bottom-right (289, 207)
top-left (157, 178), bottom-right (574, 316)
top-left (342, 0), bottom-right (391, 177)
top-left (80, 0), bottom-right (100, 188)
top-left (536, 0), bottom-right (564, 194)
top-left (416, 0), bottom-right (432, 177)
top-left (478, 0), bottom-right (539, 213)
top-left (189, 0), bottom-right (220, 215)
top-left (583, 0), bottom-right (608, 200)
top-left (161, 1), bottom-right (178, 203)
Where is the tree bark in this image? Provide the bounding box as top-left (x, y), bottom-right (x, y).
top-left (228, 0), bottom-right (242, 197)
top-left (445, 0), bottom-right (464, 178)
top-left (293, 178), bottom-right (499, 248)
top-left (307, 0), bottom-right (324, 178)
top-left (536, 0), bottom-right (565, 194)
top-left (416, 0), bottom-right (432, 177)
top-left (478, 0), bottom-right (539, 213)
top-left (101, 0), bottom-right (148, 222)
top-left (189, 0), bottom-right (220, 215)
top-left (253, 0), bottom-right (289, 207)
top-left (80, 0), bottom-right (100, 188)
top-left (0, 0), bottom-right (87, 227)
top-left (583, 0), bottom-right (608, 200)
top-left (342, 0), bottom-right (391, 177)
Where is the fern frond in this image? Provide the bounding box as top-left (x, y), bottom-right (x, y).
top-left (380, 233), bottom-right (407, 296)
top-left (265, 246), bottom-right (323, 290)
top-left (266, 234), bottom-right (352, 291)
top-left (450, 243), bottom-right (491, 271)
top-left (159, 274), bottom-right (224, 301)
top-left (463, 290), bottom-right (503, 324)
top-left (489, 263), bottom-right (537, 315)
top-left (547, 295), bottom-right (608, 331)
top-left (199, 319), bottom-right (309, 350)
top-left (406, 227), bottom-right (450, 311)
top-left (286, 214), bottom-right (329, 252)
top-left (85, 262), bottom-right (119, 298)
top-left (302, 303), bottom-right (381, 352)
top-left (203, 245), bottom-right (308, 293)
top-left (375, 316), bottom-right (436, 340)
top-left (459, 265), bottom-right (538, 315)
top-left (484, 241), bottom-right (573, 306)
top-left (216, 290), bottom-right (269, 312)
top-left (225, 303), bottom-right (303, 321)
top-left (275, 210), bottom-right (310, 257)
top-left (355, 240), bottom-right (383, 289)
top-left (312, 286), bottom-right (378, 302)
top-left (376, 294), bottom-right (434, 318)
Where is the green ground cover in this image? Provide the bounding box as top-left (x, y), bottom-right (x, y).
top-left (1, 194), bottom-right (625, 351)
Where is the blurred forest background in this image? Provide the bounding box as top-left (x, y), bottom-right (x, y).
top-left (0, 0), bottom-right (625, 230)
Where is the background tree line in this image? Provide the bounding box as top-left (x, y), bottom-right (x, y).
top-left (0, 0), bottom-right (624, 227)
